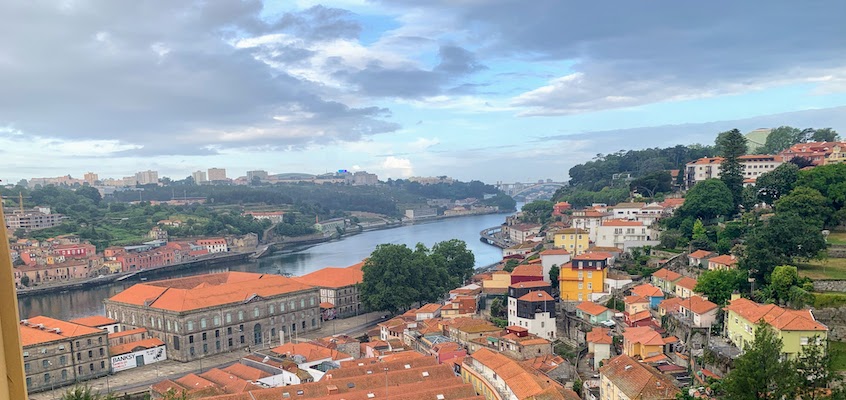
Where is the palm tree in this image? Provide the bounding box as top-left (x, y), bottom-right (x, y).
top-left (60, 386), bottom-right (115, 400)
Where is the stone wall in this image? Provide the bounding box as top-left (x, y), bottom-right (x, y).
top-left (810, 306), bottom-right (846, 341)
top-left (813, 280), bottom-right (846, 292)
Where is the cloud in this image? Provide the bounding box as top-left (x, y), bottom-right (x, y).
top-left (0, 1), bottom-right (399, 156)
top-left (409, 137), bottom-right (440, 151)
top-left (380, 156), bottom-right (414, 178)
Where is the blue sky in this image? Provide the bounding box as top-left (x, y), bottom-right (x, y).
top-left (1, 1), bottom-right (845, 183)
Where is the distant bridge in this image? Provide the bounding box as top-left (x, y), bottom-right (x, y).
top-left (496, 182), bottom-right (567, 196)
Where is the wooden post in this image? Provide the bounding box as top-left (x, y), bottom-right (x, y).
top-left (0, 199), bottom-right (29, 399)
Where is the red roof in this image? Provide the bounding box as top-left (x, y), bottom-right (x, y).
top-left (689, 250), bottom-right (714, 259)
top-left (586, 327), bottom-right (613, 344)
top-left (675, 276), bottom-right (698, 291)
top-left (631, 284), bottom-right (663, 298)
top-left (540, 248), bottom-right (570, 255)
top-left (576, 301), bottom-right (611, 316)
top-left (574, 252), bottom-right (612, 261)
top-left (652, 268), bottom-right (682, 282)
top-left (294, 266), bottom-right (363, 289)
top-left (708, 254), bottom-right (738, 267)
top-left (724, 298), bottom-right (827, 331)
top-left (679, 296), bottom-right (718, 315)
top-left (510, 281), bottom-right (551, 289)
top-left (110, 338), bottom-right (165, 356)
top-left (518, 291), bottom-right (555, 302)
top-left (511, 264), bottom-right (543, 277)
top-left (69, 315), bottom-right (117, 328)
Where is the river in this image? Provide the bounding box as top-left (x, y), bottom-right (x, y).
top-left (18, 211), bottom-right (513, 321)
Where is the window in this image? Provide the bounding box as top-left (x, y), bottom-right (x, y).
top-left (213, 315), bottom-right (221, 326)
top-left (99, 348), bottom-right (104, 356)
top-left (202, 333), bottom-right (207, 341)
top-left (300, 299), bottom-right (305, 308)
top-left (167, 320), bottom-right (172, 331)
top-left (290, 301), bottom-right (295, 310)
top-left (253, 307), bottom-right (260, 318)
top-left (269, 304), bottom-right (275, 315)
top-left (88, 350), bottom-right (93, 358)
top-left (89, 363), bottom-right (94, 371)
top-left (190, 347), bottom-right (195, 356)
top-left (588, 282), bottom-right (593, 290)
top-left (26, 377), bottom-right (31, 387)
top-left (578, 282), bottom-right (583, 289)
top-left (61, 370), bottom-right (67, 380)
top-left (216, 341), bottom-right (221, 350)
top-left (44, 373), bottom-right (50, 383)
top-left (173, 336), bottom-right (180, 350)
top-left (587, 272), bottom-right (592, 279)
top-left (100, 361), bottom-right (105, 369)
top-left (312, 318), bottom-right (316, 327)
top-left (189, 336), bottom-right (194, 344)
top-left (240, 335), bottom-right (245, 344)
top-left (60, 356), bottom-right (66, 366)
top-left (226, 313), bottom-right (232, 323)
top-left (228, 338), bottom-right (233, 347)
top-left (227, 327), bottom-right (232, 335)
top-left (187, 321), bottom-right (194, 331)
top-left (203, 344), bottom-right (208, 354)
top-left (87, 338), bottom-right (92, 346)
top-left (76, 353), bottom-right (81, 361)
top-left (302, 321), bottom-right (306, 330)
top-left (200, 318), bottom-right (208, 329)
top-left (98, 337), bottom-right (103, 344)
top-left (238, 311), bottom-right (244, 321)
top-left (800, 337), bottom-right (809, 346)
top-left (279, 303), bottom-right (285, 312)
top-left (310, 297), bottom-right (315, 306)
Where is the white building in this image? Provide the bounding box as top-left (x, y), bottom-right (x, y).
top-left (507, 283), bottom-right (556, 339)
top-left (110, 338), bottom-right (167, 372)
top-left (610, 202), bottom-right (646, 218)
top-left (685, 155), bottom-right (784, 189)
top-left (405, 207), bottom-right (437, 220)
top-left (571, 210), bottom-right (612, 243)
top-left (208, 168), bottom-right (227, 181)
top-left (502, 223), bottom-right (541, 243)
top-left (135, 170), bottom-right (159, 185)
top-left (677, 296), bottom-right (718, 328)
top-left (595, 220), bottom-right (656, 250)
top-left (196, 238), bottom-right (228, 253)
top-left (539, 249), bottom-right (571, 284)
top-left (192, 170), bottom-right (207, 184)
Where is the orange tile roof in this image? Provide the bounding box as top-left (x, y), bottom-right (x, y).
top-left (602, 219), bottom-right (644, 227)
top-left (652, 269), bottom-right (681, 282)
top-left (69, 315), bottom-right (117, 328)
top-left (512, 264), bottom-right (543, 277)
top-left (466, 348), bottom-right (553, 399)
top-left (270, 342), bottom-right (352, 362)
top-left (200, 368), bottom-right (262, 394)
top-left (675, 277), bottom-right (698, 291)
top-left (688, 156), bottom-right (725, 165)
top-left (688, 250), bottom-right (714, 259)
top-left (574, 252), bottom-right (612, 261)
top-left (632, 284), bottom-right (664, 298)
top-left (110, 338), bottom-right (165, 356)
top-left (629, 310), bottom-right (652, 323)
top-left (623, 326), bottom-right (664, 346)
top-left (724, 298), bottom-right (827, 331)
top-left (600, 354), bottom-right (680, 399)
top-left (294, 266), bottom-right (363, 289)
top-left (552, 228), bottom-right (588, 235)
top-left (586, 327), bottom-right (613, 344)
top-left (540, 248), bottom-right (571, 256)
top-left (19, 324), bottom-right (65, 347)
top-left (625, 295), bottom-right (649, 305)
top-left (109, 327), bottom-right (147, 339)
top-left (417, 303), bottom-right (443, 314)
top-left (708, 254), bottom-right (738, 267)
top-left (510, 280), bottom-right (551, 289)
top-left (576, 301), bottom-right (611, 316)
top-left (221, 363), bottom-right (272, 382)
top-left (679, 296), bottom-right (717, 315)
top-left (658, 297), bottom-right (683, 313)
top-left (518, 291), bottom-right (555, 302)
top-left (108, 272), bottom-right (315, 312)
top-left (20, 316), bottom-right (104, 346)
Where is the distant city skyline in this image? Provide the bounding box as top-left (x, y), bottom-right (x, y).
top-left (1, 2), bottom-right (845, 183)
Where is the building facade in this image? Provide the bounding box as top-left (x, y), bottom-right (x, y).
top-left (507, 283), bottom-right (556, 339)
top-left (207, 168), bottom-right (227, 182)
top-left (5, 210), bottom-right (64, 232)
top-left (104, 272), bottom-right (321, 362)
top-left (724, 295), bottom-right (827, 359)
top-left (293, 262), bottom-right (363, 318)
top-left (559, 253), bottom-right (610, 302)
top-left (552, 228), bottom-right (589, 255)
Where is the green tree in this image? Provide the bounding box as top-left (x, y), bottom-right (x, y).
top-left (774, 187), bottom-right (833, 228)
top-left (742, 213), bottom-right (827, 280)
top-left (431, 239), bottom-right (475, 287)
top-left (722, 322), bottom-right (797, 400)
top-left (768, 265), bottom-right (799, 305)
top-left (677, 179), bottom-right (734, 221)
top-left (755, 163), bottom-right (799, 205)
top-left (716, 128), bottom-right (747, 212)
top-left (629, 171), bottom-right (673, 197)
top-left (503, 259), bottom-right (519, 272)
top-left (20, 275), bottom-right (30, 287)
top-left (360, 244), bottom-right (420, 313)
top-left (691, 219), bottom-right (711, 250)
top-left (549, 265), bottom-right (560, 289)
top-left (797, 163), bottom-right (846, 210)
top-left (793, 338), bottom-right (841, 400)
top-left (489, 297), bottom-right (505, 318)
top-left (810, 127), bottom-right (840, 143)
top-left (762, 126), bottom-right (802, 154)
top-left (61, 386), bottom-right (116, 400)
top-left (521, 200), bottom-right (554, 224)
top-left (694, 269), bottom-right (747, 305)
top-left (572, 378), bottom-right (583, 396)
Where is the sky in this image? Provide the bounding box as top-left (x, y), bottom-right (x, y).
top-left (1, 1), bottom-right (845, 184)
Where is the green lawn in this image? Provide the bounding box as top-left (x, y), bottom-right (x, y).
top-left (827, 231), bottom-right (846, 245)
top-left (830, 341), bottom-right (846, 371)
top-left (798, 259), bottom-right (846, 280)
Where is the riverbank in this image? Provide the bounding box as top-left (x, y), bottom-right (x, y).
top-left (16, 252), bottom-right (249, 298)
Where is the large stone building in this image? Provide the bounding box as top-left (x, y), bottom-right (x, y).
top-left (104, 272), bottom-right (321, 362)
top-left (20, 316), bottom-right (110, 393)
top-left (293, 261), bottom-right (364, 319)
top-left (4, 209), bottom-right (64, 232)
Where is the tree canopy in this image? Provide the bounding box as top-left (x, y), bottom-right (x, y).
top-left (694, 269), bottom-right (747, 306)
top-left (721, 323), bottom-right (797, 400)
top-left (754, 163), bottom-right (799, 205)
top-left (430, 239), bottom-right (476, 287)
top-left (676, 179), bottom-right (734, 221)
top-left (742, 212), bottom-right (827, 280)
top-left (521, 200), bottom-right (554, 224)
top-left (716, 128), bottom-right (746, 212)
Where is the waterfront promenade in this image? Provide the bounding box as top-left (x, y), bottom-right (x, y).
top-left (28, 311), bottom-right (389, 400)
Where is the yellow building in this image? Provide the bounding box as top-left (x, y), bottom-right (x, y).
top-left (826, 144), bottom-right (846, 165)
top-left (622, 326), bottom-right (664, 360)
top-left (724, 294), bottom-right (828, 359)
top-left (553, 228), bottom-right (589, 255)
top-left (559, 253), bottom-right (609, 302)
top-left (481, 270), bottom-right (511, 294)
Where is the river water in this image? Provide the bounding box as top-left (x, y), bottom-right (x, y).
top-left (18, 211), bottom-right (512, 321)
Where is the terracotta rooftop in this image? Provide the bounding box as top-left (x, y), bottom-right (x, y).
top-left (724, 298), bottom-right (827, 332)
top-left (679, 296), bottom-right (718, 315)
top-left (552, 228), bottom-right (588, 235)
top-left (270, 342), bottom-right (352, 362)
top-left (576, 301), bottom-right (611, 316)
top-left (622, 326), bottom-right (665, 347)
top-left (110, 338), bottom-right (165, 356)
top-left (652, 269), bottom-right (681, 282)
top-left (688, 157), bottom-right (725, 165)
top-left (294, 266), bottom-right (363, 289)
top-left (708, 254), bottom-right (738, 267)
top-left (573, 252), bottom-right (612, 261)
top-left (221, 363), bottom-right (272, 382)
top-left (613, 202), bottom-right (647, 209)
top-left (688, 250), bottom-right (714, 259)
top-left (108, 272), bottom-right (315, 312)
top-left (586, 327), bottom-right (613, 344)
top-left (600, 354), bottom-right (679, 400)
top-left (512, 264), bottom-right (543, 277)
top-left (417, 303), bottom-right (443, 314)
top-left (69, 315), bottom-right (117, 328)
top-left (109, 327), bottom-right (147, 339)
top-left (510, 280), bottom-right (551, 289)
top-left (20, 316), bottom-right (104, 346)
top-left (541, 248), bottom-right (571, 255)
top-left (658, 297), bottom-right (684, 313)
top-left (631, 284), bottom-right (664, 298)
top-left (467, 348), bottom-right (559, 400)
top-left (625, 295), bottom-right (649, 305)
top-left (675, 277), bottom-right (698, 291)
top-left (200, 368), bottom-right (262, 394)
top-left (518, 291), bottom-right (555, 302)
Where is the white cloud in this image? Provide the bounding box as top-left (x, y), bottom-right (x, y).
top-left (409, 137), bottom-right (439, 151)
top-left (379, 156), bottom-right (414, 178)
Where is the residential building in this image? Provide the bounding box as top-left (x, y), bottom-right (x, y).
top-left (246, 170), bottom-right (268, 182)
top-left (292, 261), bottom-right (363, 318)
top-left (559, 252), bottom-right (610, 302)
top-left (510, 264), bottom-right (544, 285)
top-left (191, 170), bottom-right (207, 184)
top-left (502, 223), bottom-right (541, 243)
top-left (623, 296), bottom-right (650, 327)
top-left (502, 242), bottom-right (535, 257)
top-left (586, 327), bottom-right (613, 370)
top-left (83, 172), bottom-right (98, 185)
top-left (481, 271), bottom-right (511, 296)
top-left (676, 296), bottom-right (718, 328)
top-left (576, 302), bottom-right (614, 325)
top-left (724, 295), bottom-right (828, 358)
top-left (507, 282), bottom-right (556, 339)
top-left (780, 141), bottom-right (846, 166)
top-left (595, 219), bottom-right (655, 250)
top-left (708, 254), bottom-right (738, 270)
top-left (243, 211), bottom-right (285, 224)
top-left (610, 202), bottom-right (646, 218)
top-left (104, 271), bottom-right (321, 362)
top-left (207, 168), bottom-right (227, 182)
top-left (599, 354), bottom-right (679, 400)
top-left (461, 348), bottom-right (578, 400)
top-left (52, 243), bottom-right (96, 259)
top-left (20, 316), bottom-right (110, 393)
top-left (571, 210), bottom-right (612, 243)
top-left (404, 207), bottom-right (437, 220)
top-left (622, 326), bottom-right (664, 360)
top-left (196, 238), bottom-right (228, 253)
top-left (4, 209), bottom-right (64, 232)
top-left (631, 284), bottom-right (664, 309)
top-left (685, 155), bottom-right (784, 189)
top-left (352, 171), bottom-right (378, 186)
top-left (540, 248), bottom-right (571, 283)
top-left (441, 296), bottom-right (477, 319)
top-left (650, 268), bottom-right (682, 294)
top-left (688, 250), bottom-right (715, 268)
top-left (552, 201), bottom-right (571, 216)
top-left (674, 277), bottom-right (699, 299)
top-left (414, 303), bottom-right (443, 321)
top-left (658, 297), bottom-right (683, 317)
top-left (269, 342), bottom-right (354, 381)
top-left (552, 228), bottom-right (589, 255)
top-left (135, 170), bottom-right (159, 185)
top-left (147, 226), bottom-right (168, 241)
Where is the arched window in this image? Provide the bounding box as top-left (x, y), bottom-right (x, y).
top-left (310, 297), bottom-right (316, 306)
top-left (213, 315), bottom-right (221, 326)
top-left (253, 307), bottom-right (260, 318)
top-left (279, 303), bottom-right (285, 312)
top-left (187, 321), bottom-right (194, 331)
top-left (226, 313), bottom-right (232, 323)
top-left (238, 311), bottom-right (244, 321)
top-left (269, 304), bottom-right (275, 315)
top-left (200, 318), bottom-right (208, 329)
